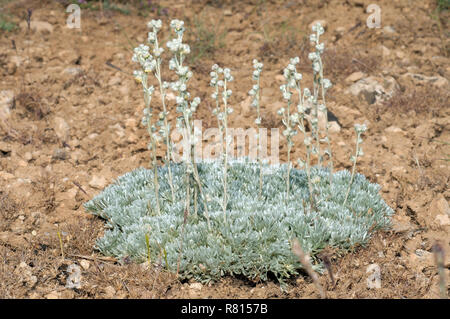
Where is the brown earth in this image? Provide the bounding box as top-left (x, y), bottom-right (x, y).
top-left (0, 0), bottom-right (449, 299)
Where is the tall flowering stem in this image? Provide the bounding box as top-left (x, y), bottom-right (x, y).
top-left (343, 124), bottom-right (367, 205)
top-left (210, 64), bottom-right (234, 221)
top-left (146, 19), bottom-right (176, 202)
top-left (248, 59), bottom-right (264, 198)
top-left (167, 20), bottom-right (210, 228)
top-left (309, 22), bottom-right (334, 183)
top-left (294, 85), bottom-right (315, 204)
top-left (132, 45), bottom-right (161, 215)
top-left (278, 57), bottom-right (301, 201)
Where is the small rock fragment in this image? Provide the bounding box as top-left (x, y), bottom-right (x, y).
top-left (189, 282), bottom-right (203, 291)
top-left (54, 117), bottom-right (70, 142)
top-left (104, 286), bottom-right (116, 298)
top-left (345, 72), bottom-right (365, 83)
top-left (384, 126), bottom-right (404, 134)
top-left (52, 148), bottom-right (69, 160)
top-left (89, 175), bottom-right (107, 190)
top-left (366, 264), bottom-right (381, 289)
top-left (80, 259), bottom-right (90, 270)
top-left (45, 291), bottom-right (60, 299)
top-left (0, 90), bottom-right (14, 122)
top-left (20, 20), bottom-right (54, 34)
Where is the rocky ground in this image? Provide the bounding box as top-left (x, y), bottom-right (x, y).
top-left (0, 0), bottom-right (449, 298)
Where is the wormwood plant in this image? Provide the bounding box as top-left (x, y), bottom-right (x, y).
top-left (85, 20), bottom-right (394, 285)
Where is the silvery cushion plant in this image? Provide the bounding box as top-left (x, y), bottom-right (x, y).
top-left (85, 20), bottom-right (394, 285)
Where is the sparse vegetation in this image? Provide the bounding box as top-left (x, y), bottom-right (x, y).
top-left (0, 12), bottom-right (16, 32)
top-left (188, 15), bottom-right (227, 64)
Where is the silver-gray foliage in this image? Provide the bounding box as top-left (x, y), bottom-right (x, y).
top-left (84, 159), bottom-right (393, 284)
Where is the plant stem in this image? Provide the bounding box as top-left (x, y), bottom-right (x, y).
top-left (313, 75), bottom-right (322, 166)
top-left (256, 76), bottom-right (263, 199)
top-left (343, 133), bottom-right (361, 205)
top-left (222, 79), bottom-right (229, 222)
top-left (319, 56), bottom-right (333, 185)
top-left (154, 36), bottom-right (175, 202)
top-left (151, 137), bottom-right (161, 215)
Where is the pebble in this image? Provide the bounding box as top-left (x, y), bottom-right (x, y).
top-left (24, 152), bottom-right (33, 161)
top-left (80, 260), bottom-right (90, 270)
top-left (52, 148), bottom-right (69, 160)
top-left (384, 126), bottom-right (404, 134)
top-left (189, 282), bottom-right (203, 291)
top-left (366, 264), bottom-right (381, 289)
top-left (0, 90), bottom-right (14, 122)
top-left (89, 175), bottom-right (107, 189)
top-left (345, 71), bottom-right (365, 83)
top-left (45, 291), bottom-right (60, 299)
top-left (104, 286), bottom-right (116, 298)
top-left (20, 20), bottom-right (54, 34)
top-left (54, 117), bottom-right (70, 142)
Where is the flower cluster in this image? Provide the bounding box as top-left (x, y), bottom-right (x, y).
top-left (210, 64), bottom-right (234, 125)
top-left (248, 59), bottom-right (264, 124)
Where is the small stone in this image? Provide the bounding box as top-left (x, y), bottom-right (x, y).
top-left (435, 214), bottom-right (450, 226)
top-left (224, 9), bottom-right (232, 16)
top-left (58, 50), bottom-right (80, 65)
top-left (127, 133), bottom-right (138, 144)
top-left (166, 92), bottom-right (176, 101)
top-left (9, 55), bottom-right (23, 68)
top-left (24, 152), bottom-right (33, 161)
top-left (328, 121), bottom-right (341, 133)
top-left (0, 141), bottom-right (12, 154)
top-left (366, 264), bottom-right (381, 289)
top-left (108, 76), bottom-right (121, 86)
top-left (104, 286), bottom-right (116, 298)
top-left (70, 138), bottom-right (80, 147)
top-left (380, 45), bottom-right (391, 57)
top-left (335, 26), bottom-right (346, 35)
top-left (0, 90), bottom-right (14, 122)
top-left (45, 291), bottom-right (60, 299)
top-left (345, 72), bottom-right (365, 83)
top-left (392, 220), bottom-right (414, 233)
top-left (383, 26), bottom-right (395, 34)
top-left (189, 282), bottom-right (203, 291)
top-left (6, 62), bottom-right (16, 75)
top-left (54, 117), bottom-right (70, 142)
top-left (20, 20), bottom-right (54, 34)
top-left (89, 175), bottom-right (107, 190)
top-left (18, 160), bottom-right (28, 167)
top-left (402, 73), bottom-right (449, 88)
top-left (384, 126), bottom-right (404, 134)
top-left (63, 67), bottom-right (83, 76)
top-left (274, 74), bottom-right (285, 84)
top-left (80, 260), bottom-right (90, 270)
top-left (52, 148), bottom-right (69, 160)
top-left (125, 118), bottom-right (137, 129)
